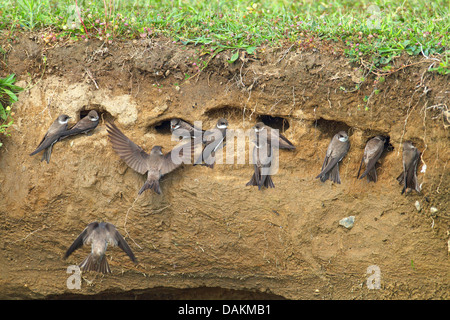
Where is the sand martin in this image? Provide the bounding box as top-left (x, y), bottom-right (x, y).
top-left (246, 124), bottom-right (275, 190)
top-left (357, 136), bottom-right (386, 182)
top-left (106, 121), bottom-right (193, 195)
top-left (316, 131), bottom-right (350, 184)
top-left (64, 222), bottom-right (137, 274)
top-left (396, 141), bottom-right (421, 194)
top-left (253, 122), bottom-right (295, 150)
top-left (194, 118), bottom-right (228, 168)
top-left (170, 118), bottom-right (204, 140)
top-left (60, 110), bottom-right (99, 139)
top-left (29, 114), bottom-right (71, 163)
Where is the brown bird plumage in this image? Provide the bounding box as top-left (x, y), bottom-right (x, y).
top-left (170, 118), bottom-right (204, 140)
top-left (194, 118), bottom-right (228, 168)
top-left (396, 141), bottom-right (421, 194)
top-left (106, 121), bottom-right (193, 195)
top-left (253, 122), bottom-right (295, 150)
top-left (357, 136), bottom-right (386, 182)
top-left (29, 114), bottom-right (71, 163)
top-left (60, 110), bottom-right (99, 139)
top-left (246, 124), bottom-right (275, 190)
top-left (64, 222), bottom-right (137, 274)
top-left (316, 131), bottom-right (350, 184)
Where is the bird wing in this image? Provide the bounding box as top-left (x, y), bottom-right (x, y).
top-left (106, 122), bottom-right (150, 175)
top-left (258, 143), bottom-right (274, 187)
top-left (105, 223), bottom-right (137, 263)
top-left (205, 129), bottom-right (225, 152)
top-left (29, 132), bottom-right (52, 155)
top-left (60, 119), bottom-right (98, 138)
top-left (316, 155), bottom-right (341, 179)
top-left (358, 139), bottom-right (385, 179)
top-left (194, 128), bottom-right (225, 166)
top-left (277, 132), bottom-right (296, 149)
top-left (251, 145), bottom-right (262, 183)
top-left (329, 139), bottom-right (349, 161)
top-left (404, 148), bottom-right (420, 191)
top-left (63, 222), bottom-right (99, 259)
top-left (356, 155), bottom-right (365, 179)
top-left (30, 120), bottom-right (67, 155)
top-left (317, 137), bottom-right (345, 179)
top-left (184, 120), bottom-right (204, 135)
top-left (161, 140), bottom-right (195, 175)
top-left (319, 152), bottom-right (330, 172)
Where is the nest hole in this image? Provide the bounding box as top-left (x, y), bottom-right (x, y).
top-left (204, 105), bottom-right (249, 120)
top-left (153, 119), bottom-right (172, 134)
top-left (380, 135), bottom-right (394, 152)
top-left (79, 105), bottom-right (114, 123)
top-left (257, 115), bottom-right (290, 133)
top-left (362, 131), bottom-right (394, 152)
top-left (314, 118), bottom-right (351, 137)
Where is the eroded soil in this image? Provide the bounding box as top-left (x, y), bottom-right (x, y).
top-left (0, 34), bottom-right (449, 299)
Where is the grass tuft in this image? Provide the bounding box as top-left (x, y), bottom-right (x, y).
top-left (0, 0), bottom-right (448, 73)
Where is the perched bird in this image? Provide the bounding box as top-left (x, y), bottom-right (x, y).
top-left (170, 118), bottom-right (204, 140)
top-left (64, 222), bottom-right (137, 274)
top-left (106, 121), bottom-right (193, 195)
top-left (246, 124), bottom-right (275, 190)
top-left (253, 122), bottom-right (295, 150)
top-left (29, 114), bottom-right (71, 163)
top-left (60, 110), bottom-right (99, 139)
top-left (316, 131), bottom-right (350, 184)
top-left (357, 136), bottom-right (386, 182)
top-left (396, 141), bottom-right (421, 194)
top-left (194, 118), bottom-right (228, 168)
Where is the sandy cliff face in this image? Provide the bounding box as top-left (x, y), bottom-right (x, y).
top-left (0, 36), bottom-right (448, 299)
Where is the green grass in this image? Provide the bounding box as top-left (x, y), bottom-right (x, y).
top-left (0, 0), bottom-right (449, 73)
top-left (0, 74), bottom-right (22, 145)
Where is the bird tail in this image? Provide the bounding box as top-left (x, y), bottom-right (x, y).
top-left (397, 171), bottom-right (408, 194)
top-left (193, 161), bottom-right (215, 169)
top-left (396, 171), bottom-right (404, 184)
top-left (246, 173), bottom-right (258, 187)
top-left (364, 167), bottom-right (377, 182)
top-left (246, 172), bottom-right (275, 190)
top-left (263, 175), bottom-right (275, 189)
top-left (317, 172), bottom-right (328, 183)
top-left (328, 163), bottom-right (341, 184)
top-left (193, 155), bottom-right (202, 166)
top-left (396, 171), bottom-right (419, 194)
top-left (193, 154), bottom-right (215, 168)
top-left (316, 172), bottom-right (327, 182)
top-left (138, 179), bottom-right (161, 195)
top-left (80, 254), bottom-right (111, 274)
top-left (201, 162), bottom-right (214, 169)
top-left (407, 174), bottom-right (419, 193)
top-left (40, 144), bottom-right (53, 164)
top-left (317, 155), bottom-right (344, 184)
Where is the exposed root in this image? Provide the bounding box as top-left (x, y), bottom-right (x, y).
top-left (123, 196), bottom-right (142, 250)
top-left (426, 104), bottom-right (449, 128)
top-left (84, 67), bottom-right (99, 90)
top-left (371, 60), bottom-right (437, 77)
top-left (13, 225), bottom-right (47, 243)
